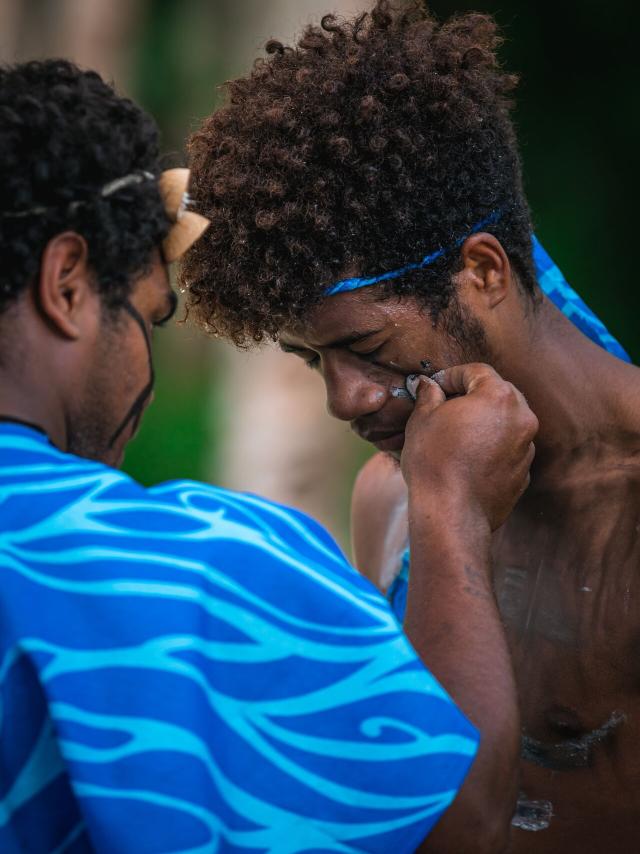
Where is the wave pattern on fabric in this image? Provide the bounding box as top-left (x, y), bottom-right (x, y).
top-left (0, 425), bottom-right (478, 853)
top-left (532, 236), bottom-right (630, 362)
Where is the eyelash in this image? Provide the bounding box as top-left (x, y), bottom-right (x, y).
top-left (302, 347), bottom-right (385, 370)
top-left (358, 346), bottom-right (382, 359)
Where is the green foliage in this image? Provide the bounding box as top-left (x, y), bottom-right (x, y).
top-left (432, 0), bottom-right (638, 361)
top-left (123, 330), bottom-right (216, 486)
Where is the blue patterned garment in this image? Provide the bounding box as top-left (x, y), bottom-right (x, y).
top-left (0, 424), bottom-right (479, 854)
top-left (387, 551), bottom-right (411, 626)
top-left (531, 236), bottom-right (629, 361)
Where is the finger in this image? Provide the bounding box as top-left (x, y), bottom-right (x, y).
top-left (519, 471), bottom-right (531, 498)
top-left (525, 441), bottom-right (536, 469)
top-left (431, 363), bottom-right (499, 397)
top-left (407, 375), bottom-right (446, 413)
top-left (525, 411), bottom-right (540, 442)
top-left (516, 445), bottom-right (536, 495)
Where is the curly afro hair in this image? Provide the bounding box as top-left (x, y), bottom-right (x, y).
top-left (0, 59), bottom-right (169, 314)
top-left (182, 1), bottom-right (537, 347)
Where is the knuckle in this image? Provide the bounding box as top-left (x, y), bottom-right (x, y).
top-left (491, 380), bottom-right (516, 404)
top-left (471, 362), bottom-right (496, 381)
top-left (521, 411), bottom-right (539, 440)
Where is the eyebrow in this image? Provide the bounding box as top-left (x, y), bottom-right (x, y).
top-left (280, 328), bottom-right (384, 352)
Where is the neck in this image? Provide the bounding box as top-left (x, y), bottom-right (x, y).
top-left (0, 311), bottom-right (70, 449)
top-left (0, 298), bottom-right (74, 449)
top-left (495, 297), bottom-right (639, 465)
top-left (0, 374), bottom-right (67, 448)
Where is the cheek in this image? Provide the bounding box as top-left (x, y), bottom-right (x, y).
top-left (395, 331), bottom-right (463, 375)
top-left (98, 332), bottom-right (151, 407)
top-left (378, 347), bottom-right (440, 378)
top-left (124, 329), bottom-right (153, 387)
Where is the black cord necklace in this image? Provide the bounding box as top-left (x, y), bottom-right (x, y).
top-left (107, 300), bottom-right (155, 449)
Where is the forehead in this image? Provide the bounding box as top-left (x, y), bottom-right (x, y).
top-left (281, 289), bottom-right (425, 347)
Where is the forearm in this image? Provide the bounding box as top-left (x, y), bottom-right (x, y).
top-left (405, 495), bottom-right (519, 853)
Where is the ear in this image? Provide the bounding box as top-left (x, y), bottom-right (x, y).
top-left (35, 232), bottom-right (94, 339)
top-left (457, 233), bottom-right (513, 310)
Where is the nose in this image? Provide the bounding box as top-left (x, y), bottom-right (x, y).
top-left (323, 359), bottom-right (387, 422)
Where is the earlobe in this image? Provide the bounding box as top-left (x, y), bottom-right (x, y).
top-left (459, 233), bottom-right (511, 310)
top-left (36, 232), bottom-right (92, 340)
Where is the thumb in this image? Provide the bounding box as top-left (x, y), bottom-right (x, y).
top-left (406, 374), bottom-right (446, 413)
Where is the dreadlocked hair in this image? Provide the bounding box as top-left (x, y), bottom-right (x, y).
top-left (181, 1), bottom-right (536, 347)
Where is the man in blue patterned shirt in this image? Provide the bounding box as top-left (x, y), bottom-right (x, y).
top-left (0, 60), bottom-right (537, 853)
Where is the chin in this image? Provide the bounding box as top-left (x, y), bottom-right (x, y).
top-left (371, 432), bottom-right (406, 454)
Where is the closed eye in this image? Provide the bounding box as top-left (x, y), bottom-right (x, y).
top-left (280, 344), bottom-right (320, 369)
top-left (304, 354), bottom-right (320, 369)
top-left (352, 344), bottom-right (383, 359)
top-left (351, 345), bottom-right (388, 367)
top-left (154, 291), bottom-right (178, 328)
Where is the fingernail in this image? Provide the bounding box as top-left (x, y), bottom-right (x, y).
top-left (406, 374), bottom-right (420, 400)
top-left (431, 370), bottom-right (445, 386)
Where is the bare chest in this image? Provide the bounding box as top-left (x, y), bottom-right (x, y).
top-left (493, 492), bottom-right (640, 715)
top-left (493, 486), bottom-right (640, 851)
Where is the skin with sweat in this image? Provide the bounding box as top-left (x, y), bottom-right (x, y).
top-left (280, 234), bottom-right (640, 854)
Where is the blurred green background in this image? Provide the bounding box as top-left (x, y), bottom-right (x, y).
top-left (1, 0), bottom-right (635, 550)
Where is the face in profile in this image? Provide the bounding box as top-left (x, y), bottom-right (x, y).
top-left (279, 287), bottom-right (490, 458)
top-left (68, 253), bottom-right (177, 468)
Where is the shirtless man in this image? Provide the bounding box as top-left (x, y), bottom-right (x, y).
top-left (181, 2), bottom-right (640, 851)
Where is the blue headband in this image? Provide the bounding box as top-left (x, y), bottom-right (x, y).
top-left (324, 210), bottom-right (502, 296)
top-left (323, 218), bottom-right (630, 363)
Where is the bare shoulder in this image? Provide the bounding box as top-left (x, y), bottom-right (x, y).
top-left (351, 453), bottom-right (408, 591)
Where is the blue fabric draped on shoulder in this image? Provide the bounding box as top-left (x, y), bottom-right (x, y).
top-left (532, 236), bottom-right (629, 362)
top-left (0, 424), bottom-right (478, 853)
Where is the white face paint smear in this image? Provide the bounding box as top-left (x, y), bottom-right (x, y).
top-left (512, 794), bottom-right (553, 832)
top-left (390, 387), bottom-right (412, 399)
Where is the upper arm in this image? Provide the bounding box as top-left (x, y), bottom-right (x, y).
top-left (414, 760), bottom-right (512, 854)
top-left (351, 452), bottom-right (409, 590)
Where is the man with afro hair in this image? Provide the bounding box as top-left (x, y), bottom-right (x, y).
top-left (0, 58), bottom-right (539, 853)
top-left (182, 2), bottom-right (640, 851)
